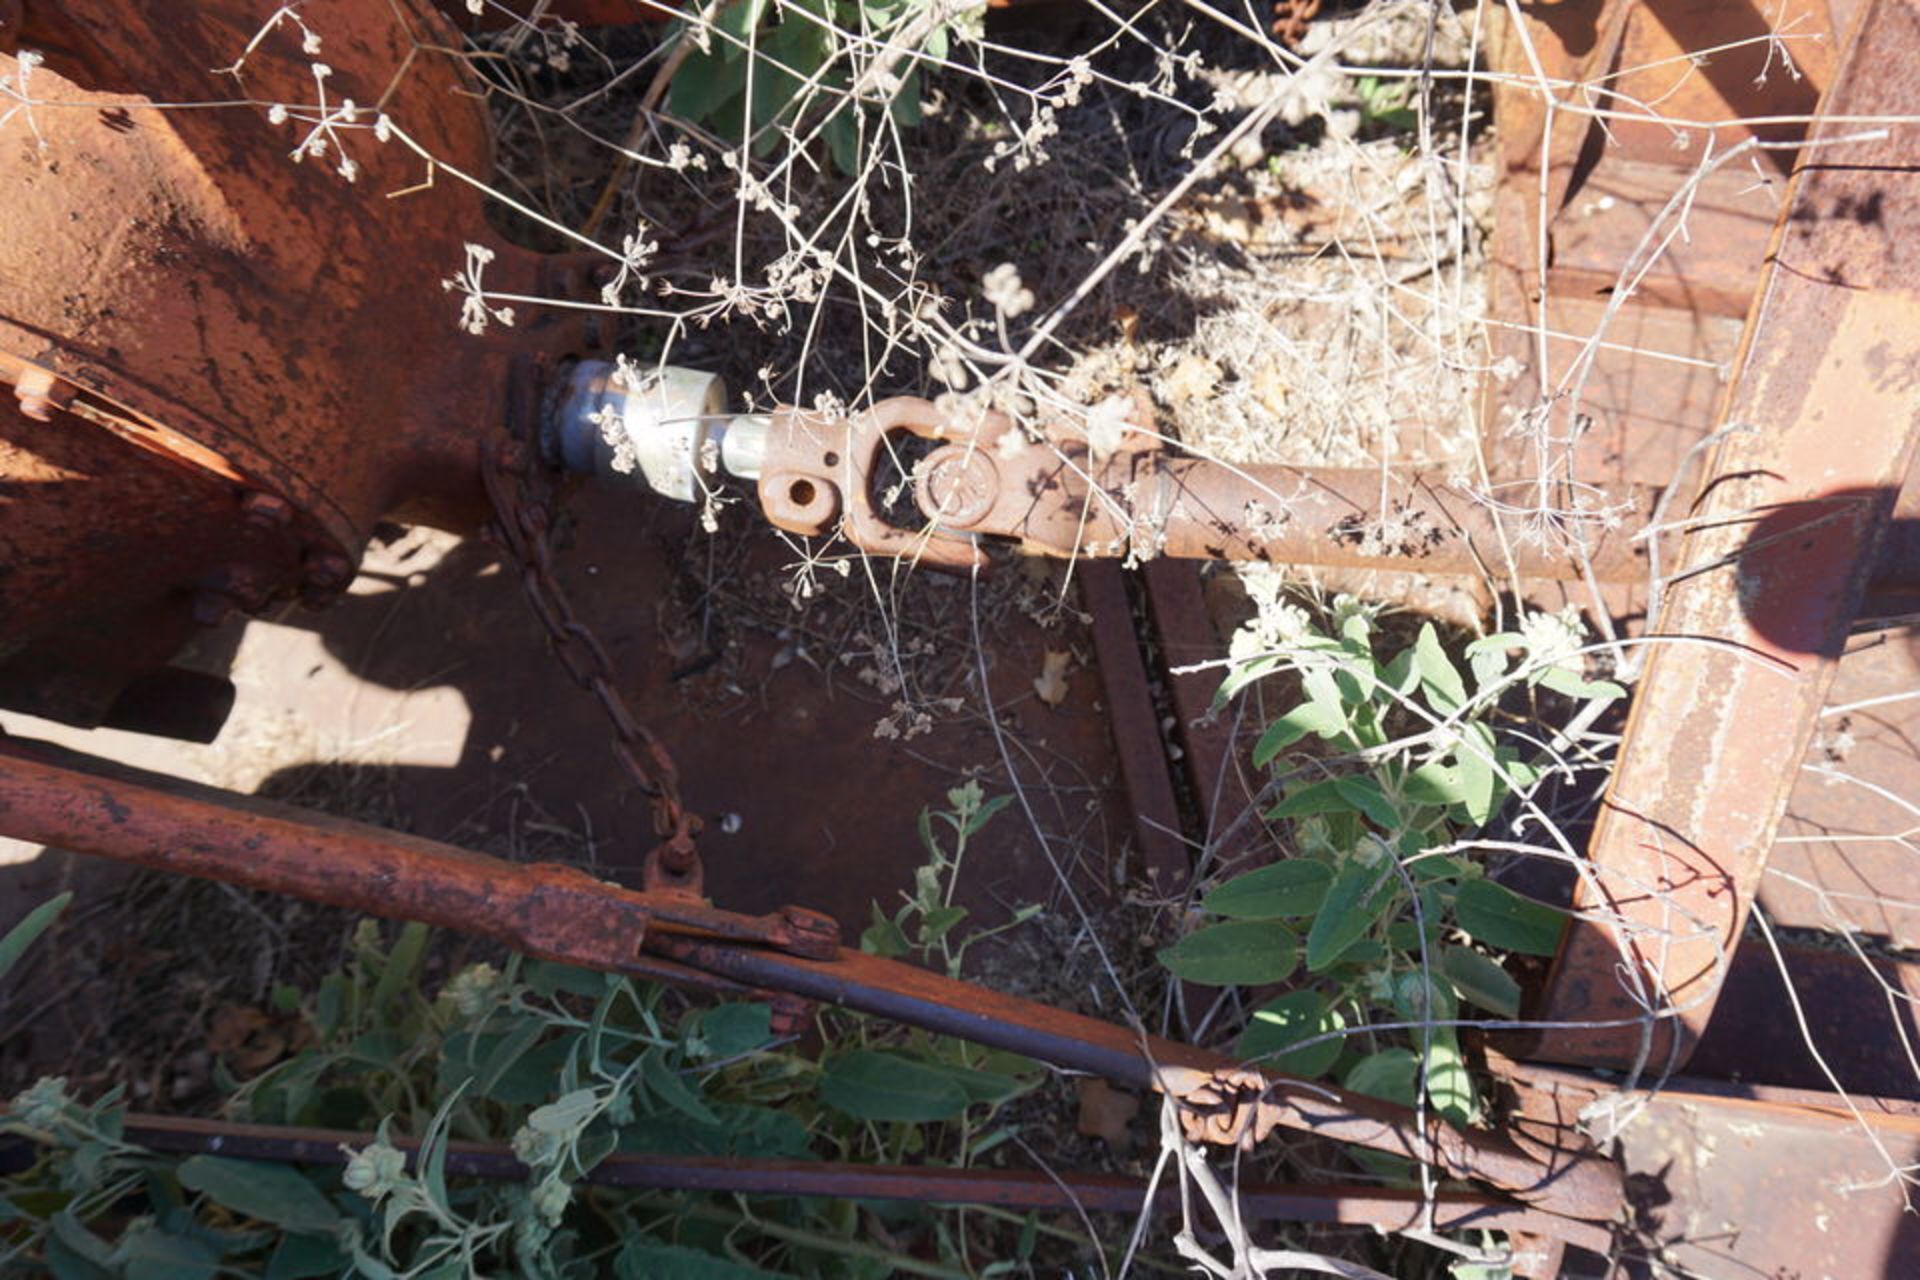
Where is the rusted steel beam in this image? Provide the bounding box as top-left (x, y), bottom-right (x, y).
top-left (1501, 1060), bottom-right (1920, 1277)
top-left (0, 737), bottom-right (1621, 1222)
top-left (1529, 0), bottom-right (1920, 1069)
top-left (12, 1111), bottom-right (1607, 1252)
top-left (1079, 561), bottom-right (1191, 902)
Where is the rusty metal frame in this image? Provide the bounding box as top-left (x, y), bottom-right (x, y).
top-left (1528, 0), bottom-right (1920, 1070)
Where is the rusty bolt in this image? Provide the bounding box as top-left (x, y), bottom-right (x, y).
top-left (302, 550), bottom-right (353, 590)
top-left (915, 446), bottom-right (1000, 530)
top-left (240, 491), bottom-right (293, 529)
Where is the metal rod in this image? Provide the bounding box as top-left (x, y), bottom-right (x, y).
top-left (25, 1110), bottom-right (1609, 1252)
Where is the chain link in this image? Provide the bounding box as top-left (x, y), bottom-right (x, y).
top-left (480, 440), bottom-right (703, 888)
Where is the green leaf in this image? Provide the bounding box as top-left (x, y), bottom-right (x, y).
top-left (528, 1087), bottom-right (601, 1135)
top-left (483, 1034), bottom-right (573, 1106)
top-left (1253, 701), bottom-right (1346, 766)
top-left (1342, 1048), bottom-right (1418, 1106)
top-left (0, 892), bottom-right (71, 982)
top-left (643, 1049), bottom-right (719, 1126)
top-left (823, 108), bottom-right (861, 177)
top-left (1305, 859), bottom-right (1397, 972)
top-left (939, 1061), bottom-right (1040, 1107)
top-left (177, 1157), bottom-right (340, 1235)
top-left (698, 1003), bottom-right (773, 1059)
top-left (267, 1233), bottom-right (350, 1280)
top-left (887, 68), bottom-right (924, 128)
top-left (1454, 879), bottom-right (1565, 957)
top-left (1413, 624), bottom-right (1468, 713)
top-left (1402, 761), bottom-right (1464, 807)
top-left (50, 1210), bottom-right (116, 1268)
top-left (1454, 735), bottom-right (1498, 826)
top-left (616, 1239), bottom-right (787, 1280)
top-left (920, 905), bottom-right (968, 944)
top-left (860, 902), bottom-right (910, 957)
top-left (1237, 991), bottom-right (1345, 1077)
top-left (819, 1050), bottom-right (969, 1123)
top-left (965, 793), bottom-right (1014, 836)
top-left (370, 921), bottom-right (428, 1012)
top-left (313, 974), bottom-right (346, 1041)
top-left (1333, 775), bottom-right (1400, 830)
top-left (115, 1225), bottom-right (218, 1280)
top-left (1216, 654), bottom-right (1283, 704)
top-left (525, 961), bottom-right (608, 999)
top-left (1442, 947), bottom-right (1522, 1018)
top-left (1201, 861), bottom-right (1333, 920)
top-left (1537, 665), bottom-right (1626, 702)
top-left (1266, 779), bottom-right (1352, 821)
top-left (1156, 921), bottom-right (1299, 987)
top-left (45, 1234), bottom-right (113, 1280)
top-left (1422, 1029), bottom-right (1478, 1126)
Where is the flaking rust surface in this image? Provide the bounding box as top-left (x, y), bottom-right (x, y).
top-left (1604, 1097), bottom-right (1920, 1279)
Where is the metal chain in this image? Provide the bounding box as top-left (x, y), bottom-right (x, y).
top-left (480, 439), bottom-right (703, 889)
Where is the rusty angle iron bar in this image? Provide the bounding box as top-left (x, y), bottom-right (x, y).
top-left (0, 1111), bottom-right (1605, 1253)
top-left (0, 736), bottom-right (1623, 1224)
top-left (1528, 0), bottom-right (1920, 1070)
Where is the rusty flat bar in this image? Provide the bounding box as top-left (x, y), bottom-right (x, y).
top-left (1079, 561), bottom-right (1191, 900)
top-left (1501, 1060), bottom-right (1920, 1277)
top-left (1531, 0), bottom-right (1920, 1069)
top-left (26, 1111), bottom-right (1604, 1252)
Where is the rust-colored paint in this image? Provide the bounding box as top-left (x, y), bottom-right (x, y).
top-left (1502, 1059), bottom-right (1920, 1276)
top-left (1080, 561), bottom-right (1191, 900)
top-left (0, 2), bottom-right (596, 728)
top-left (1531, 0), bottom-right (1920, 1068)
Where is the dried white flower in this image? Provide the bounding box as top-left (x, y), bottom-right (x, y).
top-left (981, 263), bottom-right (1035, 319)
top-left (1084, 395), bottom-right (1133, 461)
top-left (1521, 606), bottom-right (1587, 673)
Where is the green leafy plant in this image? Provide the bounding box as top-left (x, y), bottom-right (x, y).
top-left (860, 780), bottom-right (1037, 977)
top-left (2, 901), bottom-right (1053, 1277)
top-left (1352, 75), bottom-right (1417, 133)
top-left (670, 0), bottom-right (984, 174)
top-left (1164, 599), bottom-right (1622, 1126)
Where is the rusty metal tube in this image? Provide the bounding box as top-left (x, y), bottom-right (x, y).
top-left (0, 739), bottom-right (830, 968)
